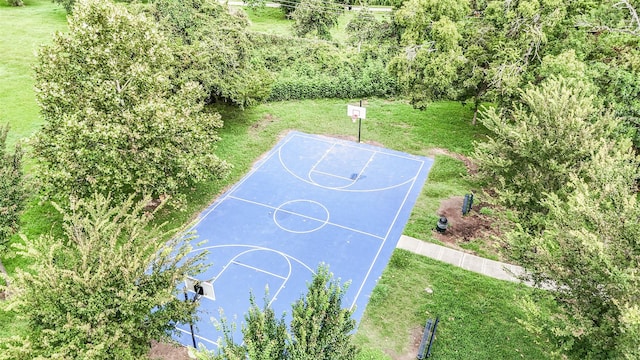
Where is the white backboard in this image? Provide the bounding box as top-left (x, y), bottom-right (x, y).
top-left (185, 277), bottom-right (215, 300)
top-left (347, 105), bottom-right (366, 119)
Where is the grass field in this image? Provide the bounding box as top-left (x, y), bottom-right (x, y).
top-left (0, 0), bottom-right (67, 147)
top-left (355, 250), bottom-right (550, 359)
top-left (0, 2), bottom-right (551, 359)
top-left (242, 6), bottom-right (392, 42)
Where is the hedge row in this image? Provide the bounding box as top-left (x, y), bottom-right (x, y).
top-left (268, 60), bottom-right (397, 101)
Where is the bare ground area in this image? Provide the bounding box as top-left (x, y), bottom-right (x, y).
top-left (149, 341), bottom-right (190, 360)
top-left (433, 196), bottom-right (501, 245)
top-left (384, 326), bottom-right (425, 360)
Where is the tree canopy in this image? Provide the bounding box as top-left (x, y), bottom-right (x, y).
top-left (291, 0), bottom-right (343, 40)
top-left (197, 264), bottom-right (358, 360)
top-left (0, 194), bottom-right (207, 359)
top-left (148, 0), bottom-right (273, 107)
top-left (33, 0), bottom-right (230, 203)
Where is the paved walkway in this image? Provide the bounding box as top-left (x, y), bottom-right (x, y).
top-left (397, 235), bottom-right (528, 284)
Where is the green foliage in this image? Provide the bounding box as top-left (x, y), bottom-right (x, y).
top-left (289, 265), bottom-right (358, 359)
top-left (249, 32), bottom-right (397, 101)
top-left (274, 0), bottom-right (300, 16)
top-left (32, 0), bottom-right (230, 203)
top-left (6, 0), bottom-right (24, 6)
top-left (52, 0), bottom-right (75, 13)
top-left (511, 139), bottom-right (640, 359)
top-left (196, 264), bottom-right (358, 359)
top-left (0, 194), bottom-right (207, 359)
top-left (345, 7), bottom-right (397, 59)
top-left (149, 0), bottom-right (273, 107)
top-left (244, 0), bottom-right (267, 11)
top-left (242, 293), bottom-right (288, 360)
top-left (0, 124), bottom-right (26, 255)
top-left (291, 0), bottom-right (343, 40)
top-left (473, 76), bottom-right (620, 221)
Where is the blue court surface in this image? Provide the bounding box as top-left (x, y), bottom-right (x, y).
top-left (174, 131), bottom-right (433, 349)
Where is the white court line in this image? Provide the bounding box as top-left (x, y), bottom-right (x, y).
top-left (278, 146), bottom-right (419, 193)
top-left (230, 260), bottom-right (288, 280)
top-left (308, 143), bottom-right (337, 183)
top-left (309, 149), bottom-right (376, 190)
top-left (186, 134), bottom-right (299, 230)
top-left (228, 195), bottom-right (386, 240)
top-left (293, 132), bottom-right (426, 162)
top-left (197, 246), bottom-right (296, 323)
top-left (311, 169), bottom-right (356, 181)
top-left (348, 160), bottom-right (427, 311)
top-left (191, 244), bottom-right (315, 274)
top-left (176, 327), bottom-right (219, 347)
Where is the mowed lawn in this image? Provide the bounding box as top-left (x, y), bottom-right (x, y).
top-left (0, 2), bottom-right (552, 359)
top-left (0, 0), bottom-right (67, 147)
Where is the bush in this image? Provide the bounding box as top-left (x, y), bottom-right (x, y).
top-left (0, 124), bottom-right (26, 255)
top-left (249, 33), bottom-right (397, 101)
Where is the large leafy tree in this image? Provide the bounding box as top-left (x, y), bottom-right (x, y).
top-left (148, 0), bottom-right (272, 107)
top-left (288, 265), bottom-right (357, 359)
top-left (389, 0), bottom-right (567, 118)
top-left (0, 194), bottom-right (207, 359)
top-left (388, 0), bottom-right (469, 109)
top-left (33, 0), bottom-right (229, 203)
top-left (291, 0), bottom-right (343, 40)
top-left (513, 141), bottom-right (640, 359)
top-left (473, 76), bottom-right (616, 222)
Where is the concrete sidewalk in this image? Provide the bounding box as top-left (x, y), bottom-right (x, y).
top-left (397, 235), bottom-right (527, 284)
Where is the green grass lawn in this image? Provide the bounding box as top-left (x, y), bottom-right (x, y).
top-left (0, 0), bottom-right (67, 147)
top-left (354, 250), bottom-right (551, 359)
top-left (242, 5), bottom-right (391, 42)
top-left (0, 2), bottom-right (550, 359)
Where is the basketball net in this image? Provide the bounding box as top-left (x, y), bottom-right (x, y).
top-left (352, 111), bottom-right (359, 123)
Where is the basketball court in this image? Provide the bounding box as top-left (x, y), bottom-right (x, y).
top-left (173, 131), bottom-right (433, 349)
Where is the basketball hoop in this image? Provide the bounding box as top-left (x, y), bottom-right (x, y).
top-left (352, 114), bottom-right (358, 123)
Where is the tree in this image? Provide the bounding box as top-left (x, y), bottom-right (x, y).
top-left (0, 194), bottom-right (207, 359)
top-left (473, 76), bottom-right (617, 223)
top-left (274, 0), bottom-right (301, 16)
top-left (33, 0), bottom-right (230, 203)
top-left (0, 124), bottom-right (26, 277)
top-left (388, 0), bottom-right (469, 109)
top-left (389, 0), bottom-right (568, 118)
top-left (149, 0), bottom-right (273, 107)
top-left (288, 265), bottom-right (358, 360)
top-left (291, 0), bottom-right (343, 40)
top-left (195, 264), bottom-right (358, 359)
top-left (511, 140), bottom-right (640, 359)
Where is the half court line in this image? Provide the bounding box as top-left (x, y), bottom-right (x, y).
top-left (228, 195), bottom-right (386, 240)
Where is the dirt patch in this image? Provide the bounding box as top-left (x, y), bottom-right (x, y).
top-left (248, 113), bottom-right (279, 138)
top-left (428, 148), bottom-right (478, 175)
top-left (149, 341), bottom-right (190, 360)
top-left (324, 133), bottom-right (384, 147)
top-left (432, 196), bottom-right (502, 252)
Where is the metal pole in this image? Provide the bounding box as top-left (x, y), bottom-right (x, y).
top-left (184, 291), bottom-right (197, 348)
top-left (358, 99), bottom-right (362, 143)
